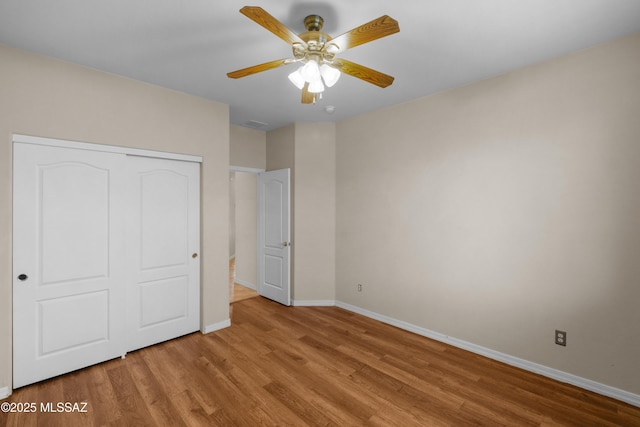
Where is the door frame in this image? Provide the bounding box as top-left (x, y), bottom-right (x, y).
top-left (13, 134), bottom-right (202, 163)
top-left (229, 166), bottom-right (294, 306)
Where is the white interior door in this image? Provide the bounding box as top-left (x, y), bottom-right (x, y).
top-left (13, 143), bottom-right (127, 388)
top-left (258, 169), bottom-right (291, 306)
top-left (125, 155), bottom-right (200, 351)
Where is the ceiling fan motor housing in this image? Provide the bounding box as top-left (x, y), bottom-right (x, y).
top-left (296, 15), bottom-right (337, 64)
top-left (304, 15), bottom-right (324, 32)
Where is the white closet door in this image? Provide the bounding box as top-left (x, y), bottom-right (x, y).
top-left (13, 143), bottom-right (127, 388)
top-left (125, 155), bottom-right (200, 351)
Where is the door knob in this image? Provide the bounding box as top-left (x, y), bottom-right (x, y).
top-left (17, 274), bottom-right (28, 281)
top-left (192, 253), bottom-right (198, 259)
top-left (283, 242), bottom-right (289, 247)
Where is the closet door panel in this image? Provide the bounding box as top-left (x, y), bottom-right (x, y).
top-left (13, 143), bottom-right (127, 388)
top-left (39, 291), bottom-right (110, 354)
top-left (126, 156), bottom-right (200, 351)
top-left (139, 276), bottom-right (189, 327)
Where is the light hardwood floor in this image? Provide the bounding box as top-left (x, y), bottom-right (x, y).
top-left (1, 296), bottom-right (639, 426)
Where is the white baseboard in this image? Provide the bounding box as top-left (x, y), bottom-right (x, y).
top-left (201, 319), bottom-right (231, 334)
top-left (0, 385), bottom-right (10, 399)
top-left (234, 279), bottom-right (256, 290)
top-left (335, 300), bottom-right (640, 408)
top-left (292, 299), bottom-right (336, 307)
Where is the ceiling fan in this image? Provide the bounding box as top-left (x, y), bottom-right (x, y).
top-left (227, 6), bottom-right (400, 104)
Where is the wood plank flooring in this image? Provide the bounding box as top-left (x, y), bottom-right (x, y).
top-left (2, 297), bottom-right (639, 426)
top-left (231, 283), bottom-right (259, 304)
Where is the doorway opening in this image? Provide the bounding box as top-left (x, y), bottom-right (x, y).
top-left (229, 168), bottom-right (261, 303)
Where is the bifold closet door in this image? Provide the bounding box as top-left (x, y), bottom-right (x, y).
top-left (125, 155), bottom-right (200, 352)
top-left (13, 143), bottom-right (127, 388)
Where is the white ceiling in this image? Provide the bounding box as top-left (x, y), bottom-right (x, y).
top-left (1, 1), bottom-right (639, 131)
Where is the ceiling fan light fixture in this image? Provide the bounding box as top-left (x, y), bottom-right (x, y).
top-left (320, 64), bottom-right (341, 87)
top-left (227, 7), bottom-right (399, 104)
top-left (288, 68), bottom-right (306, 90)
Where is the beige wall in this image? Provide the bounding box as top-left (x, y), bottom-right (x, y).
top-left (0, 44), bottom-right (230, 391)
top-left (266, 124), bottom-right (295, 171)
top-left (230, 124), bottom-right (266, 170)
top-left (335, 33), bottom-right (640, 394)
top-left (293, 123), bottom-right (336, 302)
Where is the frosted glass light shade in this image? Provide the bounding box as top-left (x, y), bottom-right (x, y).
top-left (320, 64), bottom-right (341, 87)
top-left (300, 60), bottom-right (320, 82)
top-left (308, 78), bottom-right (324, 93)
top-left (288, 68), bottom-right (305, 90)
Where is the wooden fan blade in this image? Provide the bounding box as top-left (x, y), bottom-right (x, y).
top-left (227, 59), bottom-right (290, 79)
top-left (332, 58), bottom-right (395, 88)
top-left (301, 83), bottom-right (315, 104)
top-left (329, 15), bottom-right (399, 53)
top-left (240, 6), bottom-right (304, 45)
